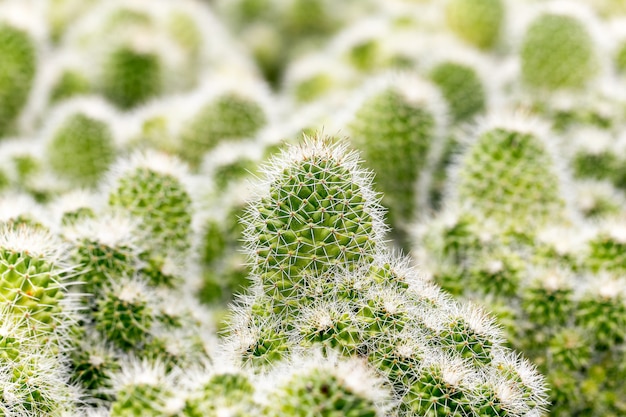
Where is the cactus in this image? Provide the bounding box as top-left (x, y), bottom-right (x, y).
top-left (49, 70), bottom-right (91, 104)
top-left (452, 118), bottom-right (566, 233)
top-left (0, 224), bottom-right (74, 336)
top-left (108, 151), bottom-right (194, 261)
top-left (229, 136), bottom-right (548, 417)
top-left (445, 0), bottom-right (505, 49)
top-left (429, 61), bottom-right (486, 124)
top-left (179, 93), bottom-right (267, 167)
top-left (99, 45), bottom-right (162, 110)
top-left (46, 111), bottom-right (117, 187)
top-left (0, 23), bottom-right (36, 137)
top-left (520, 12), bottom-right (597, 90)
top-left (347, 76), bottom-right (445, 244)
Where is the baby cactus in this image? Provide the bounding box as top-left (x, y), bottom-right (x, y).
top-left (0, 23), bottom-right (36, 137)
top-left (229, 136), bottom-right (548, 417)
top-left (100, 44), bottom-right (163, 110)
top-left (0, 224), bottom-right (75, 336)
top-left (108, 150), bottom-right (194, 263)
top-left (445, 0), bottom-right (505, 50)
top-left (451, 116), bottom-right (566, 233)
top-left (429, 61), bottom-right (486, 124)
top-left (347, 75), bottom-right (446, 244)
top-left (179, 92), bottom-right (267, 167)
top-left (46, 107), bottom-right (117, 188)
top-left (520, 11), bottom-right (597, 90)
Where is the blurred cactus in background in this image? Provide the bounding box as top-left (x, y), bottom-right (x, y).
top-left (2, 0), bottom-right (626, 415)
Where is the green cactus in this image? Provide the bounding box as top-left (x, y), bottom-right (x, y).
top-left (109, 360), bottom-right (176, 417)
top-left (179, 93), bottom-right (267, 167)
top-left (244, 138), bottom-right (383, 312)
top-left (47, 112), bottom-right (116, 187)
top-left (454, 125), bottom-right (566, 233)
top-left (429, 61), bottom-right (486, 124)
top-left (266, 363), bottom-right (384, 417)
top-left (521, 13), bottom-right (596, 90)
top-left (0, 23), bottom-right (37, 137)
top-left (0, 225), bottom-right (71, 335)
top-left (183, 371), bottom-right (256, 417)
top-left (100, 45), bottom-right (163, 110)
top-left (94, 279), bottom-right (154, 350)
top-left (348, 83), bottom-right (441, 243)
top-left (231, 137), bottom-right (548, 417)
top-left (49, 70), bottom-right (91, 104)
top-left (445, 0), bottom-right (505, 49)
top-left (108, 152), bottom-right (193, 259)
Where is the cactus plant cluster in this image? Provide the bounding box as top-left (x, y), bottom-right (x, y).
top-left (2, 0), bottom-right (626, 416)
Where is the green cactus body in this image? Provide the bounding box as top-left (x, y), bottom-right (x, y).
top-left (247, 140), bottom-right (380, 312)
top-left (347, 40), bottom-right (382, 73)
top-left (69, 339), bottom-right (119, 400)
top-left (572, 149), bottom-right (620, 184)
top-left (0, 229), bottom-right (67, 334)
top-left (455, 127), bottom-right (565, 233)
top-left (468, 249), bottom-right (523, 298)
top-left (49, 70), bottom-right (91, 104)
top-left (168, 12), bottom-right (203, 61)
top-left (47, 113), bottom-right (116, 187)
top-left (521, 281), bottom-right (574, 329)
top-left (4, 354), bottom-right (77, 416)
top-left (576, 291), bottom-right (626, 349)
top-left (110, 381), bottom-right (174, 417)
top-left (299, 304), bottom-right (362, 355)
top-left (438, 316), bottom-right (496, 365)
top-left (349, 87), bottom-right (438, 241)
top-left (521, 13), bottom-right (596, 90)
top-left (586, 231), bottom-right (626, 273)
top-left (0, 24), bottom-right (36, 137)
top-left (267, 367), bottom-right (380, 417)
top-left (445, 0), bottom-right (504, 49)
top-left (429, 62), bottom-right (486, 124)
top-left (547, 328), bottom-right (591, 371)
top-left (239, 316), bottom-right (291, 368)
top-left (73, 239), bottom-right (139, 295)
top-left (183, 373), bottom-right (255, 417)
top-left (402, 360), bottom-right (472, 417)
top-left (294, 73), bottom-right (334, 103)
top-left (94, 280), bottom-right (154, 350)
top-left (101, 46), bottom-right (163, 110)
top-left (109, 163), bottom-right (193, 259)
top-left (180, 94), bottom-right (267, 167)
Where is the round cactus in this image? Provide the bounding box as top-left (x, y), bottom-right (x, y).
top-left (49, 70), bottom-right (91, 104)
top-left (429, 61), bottom-right (486, 124)
top-left (445, 0), bottom-right (505, 49)
top-left (179, 93), bottom-right (267, 167)
top-left (100, 45), bottom-right (163, 110)
top-left (0, 23), bottom-right (36, 137)
top-left (94, 278), bottom-right (155, 351)
top-left (0, 224), bottom-right (74, 336)
top-left (108, 151), bottom-right (194, 260)
top-left (520, 13), bottom-right (596, 90)
top-left (47, 112), bottom-right (117, 187)
top-left (265, 355), bottom-right (388, 417)
top-left (453, 119), bottom-right (566, 233)
top-left (109, 359), bottom-right (177, 417)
